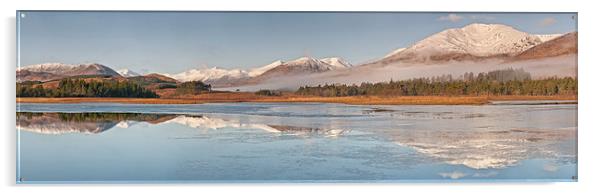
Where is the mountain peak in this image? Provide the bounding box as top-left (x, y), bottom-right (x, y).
top-left (290, 56), bottom-right (319, 63)
top-left (319, 57), bottom-right (353, 68)
top-left (461, 23), bottom-right (514, 31)
top-left (283, 56), bottom-right (351, 70)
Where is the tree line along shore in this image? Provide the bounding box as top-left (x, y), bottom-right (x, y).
top-left (16, 68), bottom-right (577, 105)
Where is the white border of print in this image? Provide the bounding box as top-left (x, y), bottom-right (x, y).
top-left (1, 0), bottom-right (600, 195)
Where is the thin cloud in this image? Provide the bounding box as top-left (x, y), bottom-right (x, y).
top-left (438, 14), bottom-right (464, 22)
top-left (539, 17), bottom-right (557, 27)
top-left (470, 15), bottom-right (496, 20)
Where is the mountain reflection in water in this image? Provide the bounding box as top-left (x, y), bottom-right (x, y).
top-left (16, 112), bottom-right (177, 134)
top-left (393, 128), bottom-right (575, 169)
top-left (16, 112), bottom-right (349, 137)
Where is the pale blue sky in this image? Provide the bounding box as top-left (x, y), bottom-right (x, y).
top-left (18, 11), bottom-right (577, 74)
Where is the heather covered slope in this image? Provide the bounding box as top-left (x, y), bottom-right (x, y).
top-left (513, 32), bottom-right (577, 60)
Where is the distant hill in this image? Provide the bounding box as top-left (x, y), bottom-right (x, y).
top-left (17, 63), bottom-right (121, 82)
top-left (128, 73), bottom-right (178, 89)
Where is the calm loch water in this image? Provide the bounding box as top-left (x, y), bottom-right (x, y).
top-left (16, 102), bottom-right (577, 182)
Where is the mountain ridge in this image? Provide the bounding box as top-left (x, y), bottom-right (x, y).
top-left (17, 63), bottom-right (121, 82)
top-left (373, 23), bottom-right (563, 65)
top-left (513, 32), bottom-right (577, 60)
top-left (162, 56), bottom-right (353, 87)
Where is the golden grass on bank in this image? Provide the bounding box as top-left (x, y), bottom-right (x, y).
top-left (16, 97), bottom-right (206, 104)
top-left (486, 95), bottom-right (577, 101)
top-left (252, 96), bottom-right (491, 105)
top-left (16, 94), bottom-right (577, 105)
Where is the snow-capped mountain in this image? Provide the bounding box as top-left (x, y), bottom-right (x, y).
top-left (262, 56), bottom-right (352, 73)
top-left (281, 57), bottom-right (339, 71)
top-left (168, 67), bottom-right (250, 82)
top-left (171, 60), bottom-right (287, 82)
top-left (17, 63), bottom-right (120, 81)
top-left (18, 63), bottom-right (119, 75)
top-left (238, 56), bottom-right (353, 86)
top-left (166, 57), bottom-right (353, 86)
top-left (379, 23), bottom-right (562, 63)
top-left (117, 69), bottom-right (141, 77)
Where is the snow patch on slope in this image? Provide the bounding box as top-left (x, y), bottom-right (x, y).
top-left (18, 63), bottom-right (77, 73)
top-left (319, 57), bottom-right (353, 68)
top-left (117, 69), bottom-right (141, 77)
top-left (534, 34), bottom-right (563, 42)
top-left (384, 48), bottom-right (407, 58)
top-left (248, 60), bottom-right (284, 77)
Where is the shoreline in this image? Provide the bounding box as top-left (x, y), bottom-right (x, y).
top-left (16, 95), bottom-right (577, 105)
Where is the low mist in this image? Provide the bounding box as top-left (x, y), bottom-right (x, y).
top-left (217, 55), bottom-right (577, 92)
